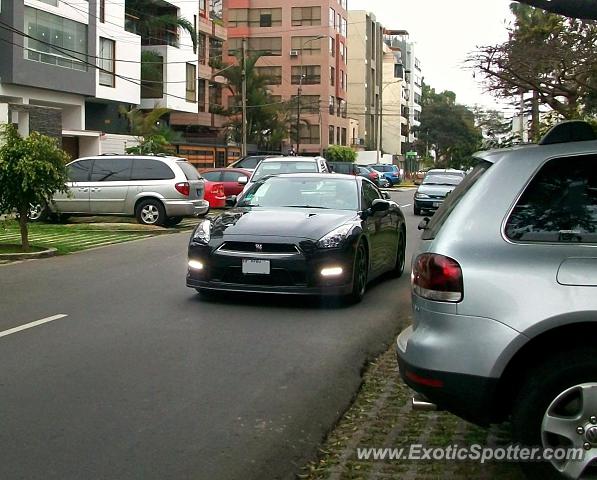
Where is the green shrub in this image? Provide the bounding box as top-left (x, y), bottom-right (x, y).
top-left (325, 145), bottom-right (357, 163)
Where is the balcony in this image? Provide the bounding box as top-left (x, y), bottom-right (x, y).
top-left (125, 1), bottom-right (181, 48)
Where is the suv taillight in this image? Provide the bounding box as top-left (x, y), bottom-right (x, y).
top-left (412, 253), bottom-right (463, 302)
top-left (175, 182), bottom-right (190, 196)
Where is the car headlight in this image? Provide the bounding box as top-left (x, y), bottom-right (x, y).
top-left (193, 220), bottom-right (211, 244)
top-left (317, 224), bottom-right (353, 249)
top-left (415, 192), bottom-right (430, 199)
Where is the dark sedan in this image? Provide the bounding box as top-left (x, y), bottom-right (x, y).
top-left (187, 174), bottom-right (407, 303)
top-left (413, 172), bottom-right (465, 215)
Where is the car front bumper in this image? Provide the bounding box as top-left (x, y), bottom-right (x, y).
top-left (187, 239), bottom-right (356, 296)
top-left (414, 198), bottom-right (444, 211)
top-left (164, 199), bottom-right (209, 217)
top-left (395, 300), bottom-right (523, 425)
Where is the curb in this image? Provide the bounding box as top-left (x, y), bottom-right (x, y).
top-left (0, 246), bottom-right (58, 260)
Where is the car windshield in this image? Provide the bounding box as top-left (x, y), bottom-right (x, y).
top-left (422, 174), bottom-right (463, 186)
top-left (252, 161), bottom-right (318, 181)
top-left (238, 177), bottom-right (358, 210)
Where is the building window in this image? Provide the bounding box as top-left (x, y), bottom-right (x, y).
top-left (291, 65), bottom-right (321, 85)
top-left (256, 66), bottom-right (282, 85)
top-left (329, 8), bottom-right (335, 28)
top-left (199, 0), bottom-right (207, 17)
top-left (198, 80), bottom-right (206, 112)
top-left (340, 17), bottom-right (347, 37)
top-left (291, 36), bottom-right (322, 55)
top-left (209, 37), bottom-right (223, 67)
top-left (24, 7), bottom-right (88, 72)
top-left (99, 0), bottom-right (106, 23)
top-left (228, 8), bottom-right (282, 27)
top-left (186, 63), bottom-right (196, 102)
top-left (300, 124), bottom-right (320, 144)
top-left (229, 37), bottom-right (282, 56)
top-left (329, 96), bottom-right (335, 115)
top-left (291, 7), bottom-right (321, 26)
top-left (291, 95), bottom-right (320, 114)
top-left (340, 71), bottom-right (345, 90)
top-left (98, 37), bottom-right (115, 87)
top-left (341, 128), bottom-right (347, 145)
top-left (337, 126), bottom-right (341, 144)
top-left (329, 37), bottom-right (335, 57)
top-left (209, 82), bottom-right (223, 113)
top-left (330, 66), bottom-right (335, 86)
top-left (338, 99), bottom-right (347, 117)
top-left (198, 34), bottom-right (207, 64)
top-left (328, 125), bottom-right (334, 145)
top-left (141, 55), bottom-right (163, 98)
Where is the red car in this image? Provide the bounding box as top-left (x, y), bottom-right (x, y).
top-left (203, 181), bottom-right (226, 209)
top-left (201, 168), bottom-right (251, 197)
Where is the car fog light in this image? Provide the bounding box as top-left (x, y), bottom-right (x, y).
top-left (321, 266), bottom-right (343, 277)
top-left (188, 259), bottom-right (204, 270)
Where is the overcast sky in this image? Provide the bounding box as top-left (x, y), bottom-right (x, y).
top-left (349, 0), bottom-right (515, 111)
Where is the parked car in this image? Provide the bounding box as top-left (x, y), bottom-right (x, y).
top-left (242, 156), bottom-right (329, 193)
top-left (328, 162), bottom-right (359, 176)
top-left (366, 164), bottom-right (401, 186)
top-left (30, 155), bottom-right (209, 226)
top-left (187, 174), bottom-right (406, 303)
top-left (356, 166), bottom-right (380, 185)
top-left (396, 121), bottom-right (597, 480)
top-left (413, 170), bottom-right (465, 215)
top-left (228, 155), bottom-right (276, 172)
top-left (202, 180), bottom-right (226, 209)
top-left (369, 168), bottom-right (391, 188)
top-left (200, 168), bottom-right (251, 197)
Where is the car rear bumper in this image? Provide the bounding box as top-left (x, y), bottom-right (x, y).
top-left (164, 199), bottom-right (209, 217)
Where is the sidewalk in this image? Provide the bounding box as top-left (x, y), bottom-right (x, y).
top-left (301, 347), bottom-right (524, 480)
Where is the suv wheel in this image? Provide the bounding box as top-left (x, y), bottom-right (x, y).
top-left (512, 348), bottom-right (597, 479)
top-left (136, 199), bottom-right (166, 226)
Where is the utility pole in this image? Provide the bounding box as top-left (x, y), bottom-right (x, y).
top-left (241, 37), bottom-right (248, 157)
top-left (296, 67), bottom-right (302, 154)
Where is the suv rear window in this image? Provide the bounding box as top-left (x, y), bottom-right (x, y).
top-left (177, 161), bottom-right (201, 180)
top-left (505, 155), bottom-right (597, 243)
top-left (422, 160), bottom-right (492, 240)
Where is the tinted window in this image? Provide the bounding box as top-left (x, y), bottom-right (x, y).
top-left (237, 156), bottom-right (265, 169)
top-left (90, 158), bottom-right (133, 181)
top-left (505, 155), bottom-right (597, 243)
top-left (222, 171), bottom-right (245, 182)
top-left (422, 160), bottom-right (492, 241)
top-left (361, 181), bottom-right (381, 209)
top-left (131, 160), bottom-right (175, 181)
top-left (67, 159), bottom-right (93, 182)
top-left (177, 161), bottom-right (200, 180)
top-left (202, 171), bottom-right (221, 181)
top-left (252, 161), bottom-right (318, 181)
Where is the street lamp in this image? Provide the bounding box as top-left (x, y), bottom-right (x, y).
top-left (377, 80), bottom-right (402, 164)
top-left (296, 34), bottom-right (325, 154)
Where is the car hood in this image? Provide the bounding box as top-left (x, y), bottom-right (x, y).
top-left (210, 207), bottom-right (358, 241)
top-left (417, 184), bottom-right (457, 197)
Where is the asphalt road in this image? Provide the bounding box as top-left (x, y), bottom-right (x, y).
top-left (0, 189), bottom-right (420, 480)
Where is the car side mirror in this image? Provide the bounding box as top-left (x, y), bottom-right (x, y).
top-left (238, 176), bottom-right (248, 185)
top-left (226, 195), bottom-right (237, 207)
top-left (371, 199), bottom-right (390, 212)
top-left (382, 192), bottom-right (391, 200)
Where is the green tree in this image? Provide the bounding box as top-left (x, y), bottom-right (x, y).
top-left (469, 4), bottom-right (597, 122)
top-left (325, 145), bottom-right (357, 162)
top-left (220, 53), bottom-right (292, 152)
top-left (414, 84), bottom-right (483, 169)
top-left (0, 125), bottom-right (69, 251)
top-left (123, 107), bottom-right (182, 155)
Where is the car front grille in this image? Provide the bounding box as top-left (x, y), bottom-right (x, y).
top-left (219, 242), bottom-right (300, 254)
top-left (216, 267), bottom-right (306, 286)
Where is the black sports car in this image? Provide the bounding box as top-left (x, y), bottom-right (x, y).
top-left (186, 174), bottom-right (407, 302)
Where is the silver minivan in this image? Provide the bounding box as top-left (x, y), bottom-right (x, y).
top-left (33, 155), bottom-right (209, 226)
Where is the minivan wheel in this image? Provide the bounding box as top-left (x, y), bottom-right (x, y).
top-left (27, 203), bottom-right (47, 222)
top-left (136, 199), bottom-right (166, 226)
top-left (511, 348), bottom-right (597, 480)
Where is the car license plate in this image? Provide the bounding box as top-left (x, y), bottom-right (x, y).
top-left (242, 259), bottom-right (270, 274)
top-left (433, 202), bottom-right (441, 207)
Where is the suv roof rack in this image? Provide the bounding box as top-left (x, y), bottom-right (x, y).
top-left (539, 120), bottom-right (596, 145)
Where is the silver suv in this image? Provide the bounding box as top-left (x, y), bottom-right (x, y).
top-left (397, 121), bottom-right (597, 479)
top-left (33, 155), bottom-right (208, 226)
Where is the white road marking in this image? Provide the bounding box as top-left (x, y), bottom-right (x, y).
top-left (401, 204), bottom-right (412, 208)
top-left (0, 314), bottom-right (68, 339)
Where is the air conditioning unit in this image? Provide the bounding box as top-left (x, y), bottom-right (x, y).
top-left (290, 50), bottom-right (299, 57)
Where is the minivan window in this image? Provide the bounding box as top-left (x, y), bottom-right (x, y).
top-left (67, 159), bottom-right (93, 182)
top-left (131, 159), bottom-right (175, 181)
top-left (422, 160), bottom-right (492, 241)
top-left (90, 158), bottom-right (133, 181)
top-left (505, 155), bottom-right (597, 243)
top-left (177, 161), bottom-right (200, 180)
